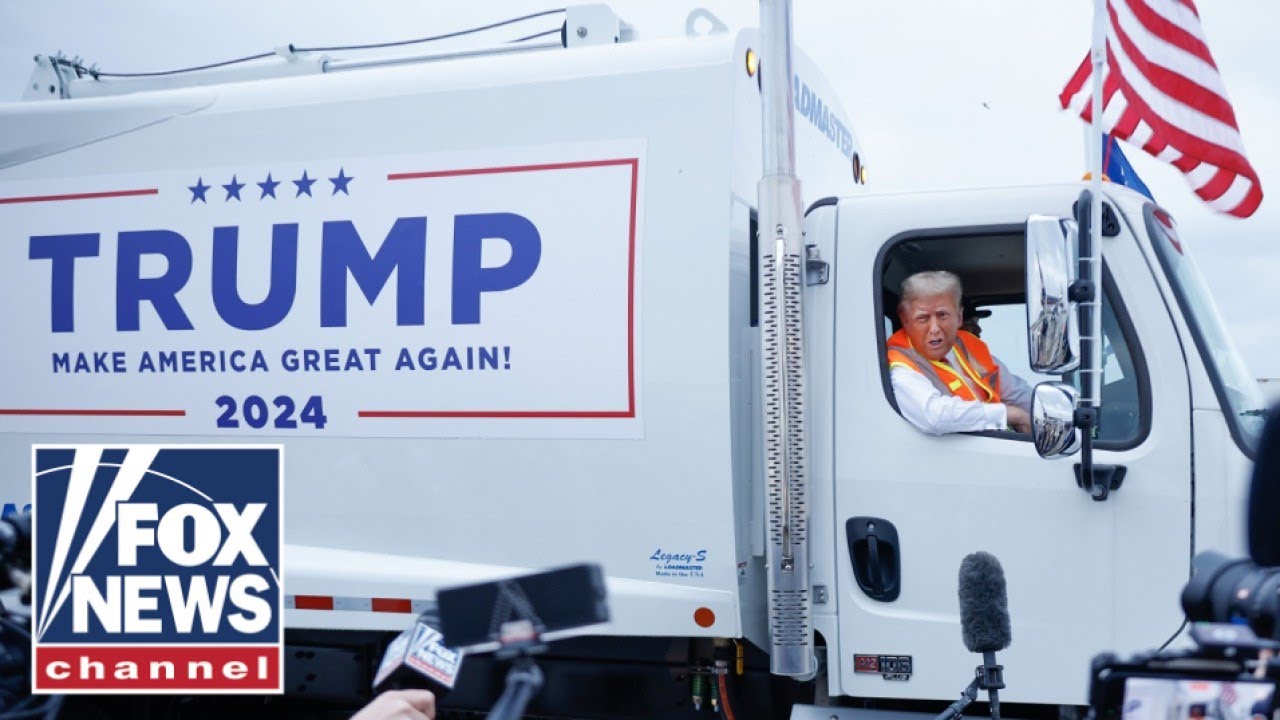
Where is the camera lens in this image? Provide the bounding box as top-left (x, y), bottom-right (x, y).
top-left (1248, 571), bottom-right (1280, 639)
top-left (1182, 551), bottom-right (1280, 639)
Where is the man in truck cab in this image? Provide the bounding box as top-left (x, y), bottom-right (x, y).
top-left (886, 271), bottom-right (1034, 435)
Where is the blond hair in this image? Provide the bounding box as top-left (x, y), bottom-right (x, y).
top-left (899, 271), bottom-right (962, 312)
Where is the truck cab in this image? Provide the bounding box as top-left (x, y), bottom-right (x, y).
top-left (802, 183), bottom-right (1263, 706)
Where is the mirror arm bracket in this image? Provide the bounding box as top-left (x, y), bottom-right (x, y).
top-left (1073, 407), bottom-right (1097, 430)
top-left (1068, 279), bottom-right (1095, 304)
top-left (1075, 462), bottom-right (1125, 500)
top-left (1073, 408), bottom-right (1107, 500)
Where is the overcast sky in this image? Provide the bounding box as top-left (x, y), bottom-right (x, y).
top-left (1, 1), bottom-right (1276, 378)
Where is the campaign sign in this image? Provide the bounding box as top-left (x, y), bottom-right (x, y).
top-left (31, 445), bottom-right (282, 693)
top-left (0, 141), bottom-right (645, 440)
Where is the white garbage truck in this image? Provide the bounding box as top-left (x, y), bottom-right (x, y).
top-left (0, 5), bottom-right (1267, 718)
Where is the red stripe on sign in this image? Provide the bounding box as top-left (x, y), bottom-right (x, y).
top-left (0, 408), bottom-right (186, 417)
top-left (0, 188), bottom-right (158, 205)
top-left (362, 157), bottom-right (640, 420)
top-left (359, 410), bottom-right (633, 418)
top-left (35, 645), bottom-right (279, 692)
top-left (387, 158), bottom-right (635, 180)
top-left (293, 595), bottom-right (335, 611)
top-left (371, 598), bottom-right (413, 613)
top-left (625, 158), bottom-right (638, 418)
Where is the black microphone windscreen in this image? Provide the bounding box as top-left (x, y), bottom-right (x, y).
top-left (958, 551), bottom-right (1012, 654)
top-left (1249, 407), bottom-right (1280, 566)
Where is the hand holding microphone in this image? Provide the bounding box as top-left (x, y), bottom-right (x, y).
top-left (361, 613), bottom-right (462, 720)
top-left (352, 689), bottom-right (437, 720)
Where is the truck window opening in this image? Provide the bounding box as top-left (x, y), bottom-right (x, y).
top-left (876, 231), bottom-right (1149, 447)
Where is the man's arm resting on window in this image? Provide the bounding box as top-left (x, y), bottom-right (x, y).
top-left (890, 366), bottom-right (1008, 435)
top-left (995, 357), bottom-right (1034, 413)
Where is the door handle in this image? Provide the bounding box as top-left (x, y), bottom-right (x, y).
top-left (866, 535), bottom-right (883, 595)
top-left (847, 517), bottom-right (901, 602)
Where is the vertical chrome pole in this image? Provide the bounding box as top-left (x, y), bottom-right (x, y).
top-left (1084, 0), bottom-right (1106, 408)
top-left (758, 0), bottom-right (814, 679)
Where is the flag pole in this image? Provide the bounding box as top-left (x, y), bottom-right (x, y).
top-left (1084, 0), bottom-right (1105, 415)
top-left (1080, 0), bottom-right (1111, 491)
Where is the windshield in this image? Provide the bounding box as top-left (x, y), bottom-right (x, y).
top-left (1144, 205), bottom-right (1267, 458)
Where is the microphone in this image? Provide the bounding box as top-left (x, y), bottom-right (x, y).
top-left (958, 551), bottom-right (1012, 655)
top-left (939, 552), bottom-right (1012, 720)
top-left (372, 613), bottom-right (465, 699)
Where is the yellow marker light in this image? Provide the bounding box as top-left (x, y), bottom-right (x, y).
top-left (860, 165), bottom-right (868, 184)
top-left (745, 49), bottom-right (759, 77)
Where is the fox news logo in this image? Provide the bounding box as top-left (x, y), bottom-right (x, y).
top-left (32, 445), bottom-right (282, 693)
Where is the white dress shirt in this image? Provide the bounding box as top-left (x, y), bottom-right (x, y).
top-left (890, 348), bottom-right (1033, 436)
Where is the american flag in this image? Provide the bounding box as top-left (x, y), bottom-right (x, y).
top-left (1059, 0), bottom-right (1263, 218)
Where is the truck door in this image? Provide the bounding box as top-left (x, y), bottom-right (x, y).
top-left (827, 190), bottom-right (1191, 706)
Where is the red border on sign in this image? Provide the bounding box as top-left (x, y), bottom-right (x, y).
top-left (0, 409), bottom-right (186, 417)
top-left (0, 188), bottom-right (158, 205)
top-left (2, 187), bottom-right (173, 416)
top-left (364, 158), bottom-right (639, 420)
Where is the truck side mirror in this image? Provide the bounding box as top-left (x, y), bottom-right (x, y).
top-left (1032, 382), bottom-right (1082, 459)
top-left (1025, 216), bottom-right (1081, 374)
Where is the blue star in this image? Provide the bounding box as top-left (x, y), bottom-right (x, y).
top-left (294, 171), bottom-right (316, 198)
top-left (188, 177), bottom-right (210, 204)
top-left (329, 167), bottom-right (354, 196)
top-left (223, 175), bottom-right (245, 202)
top-left (258, 173), bottom-right (280, 199)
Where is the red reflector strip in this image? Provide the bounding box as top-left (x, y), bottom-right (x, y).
top-left (286, 594), bottom-right (430, 614)
top-left (292, 595), bottom-right (335, 611)
top-left (371, 598), bottom-right (413, 613)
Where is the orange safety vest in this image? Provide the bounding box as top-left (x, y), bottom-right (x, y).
top-left (885, 329), bottom-right (1003, 403)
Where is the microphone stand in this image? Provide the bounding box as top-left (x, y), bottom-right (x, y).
top-left (485, 655), bottom-right (544, 720)
top-left (936, 676), bottom-right (981, 720)
top-left (982, 651), bottom-right (1004, 720)
top-left (935, 652), bottom-right (1004, 720)
top-left (485, 626), bottom-right (548, 720)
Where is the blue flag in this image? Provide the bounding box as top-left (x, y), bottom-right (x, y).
top-left (1103, 134), bottom-right (1154, 201)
